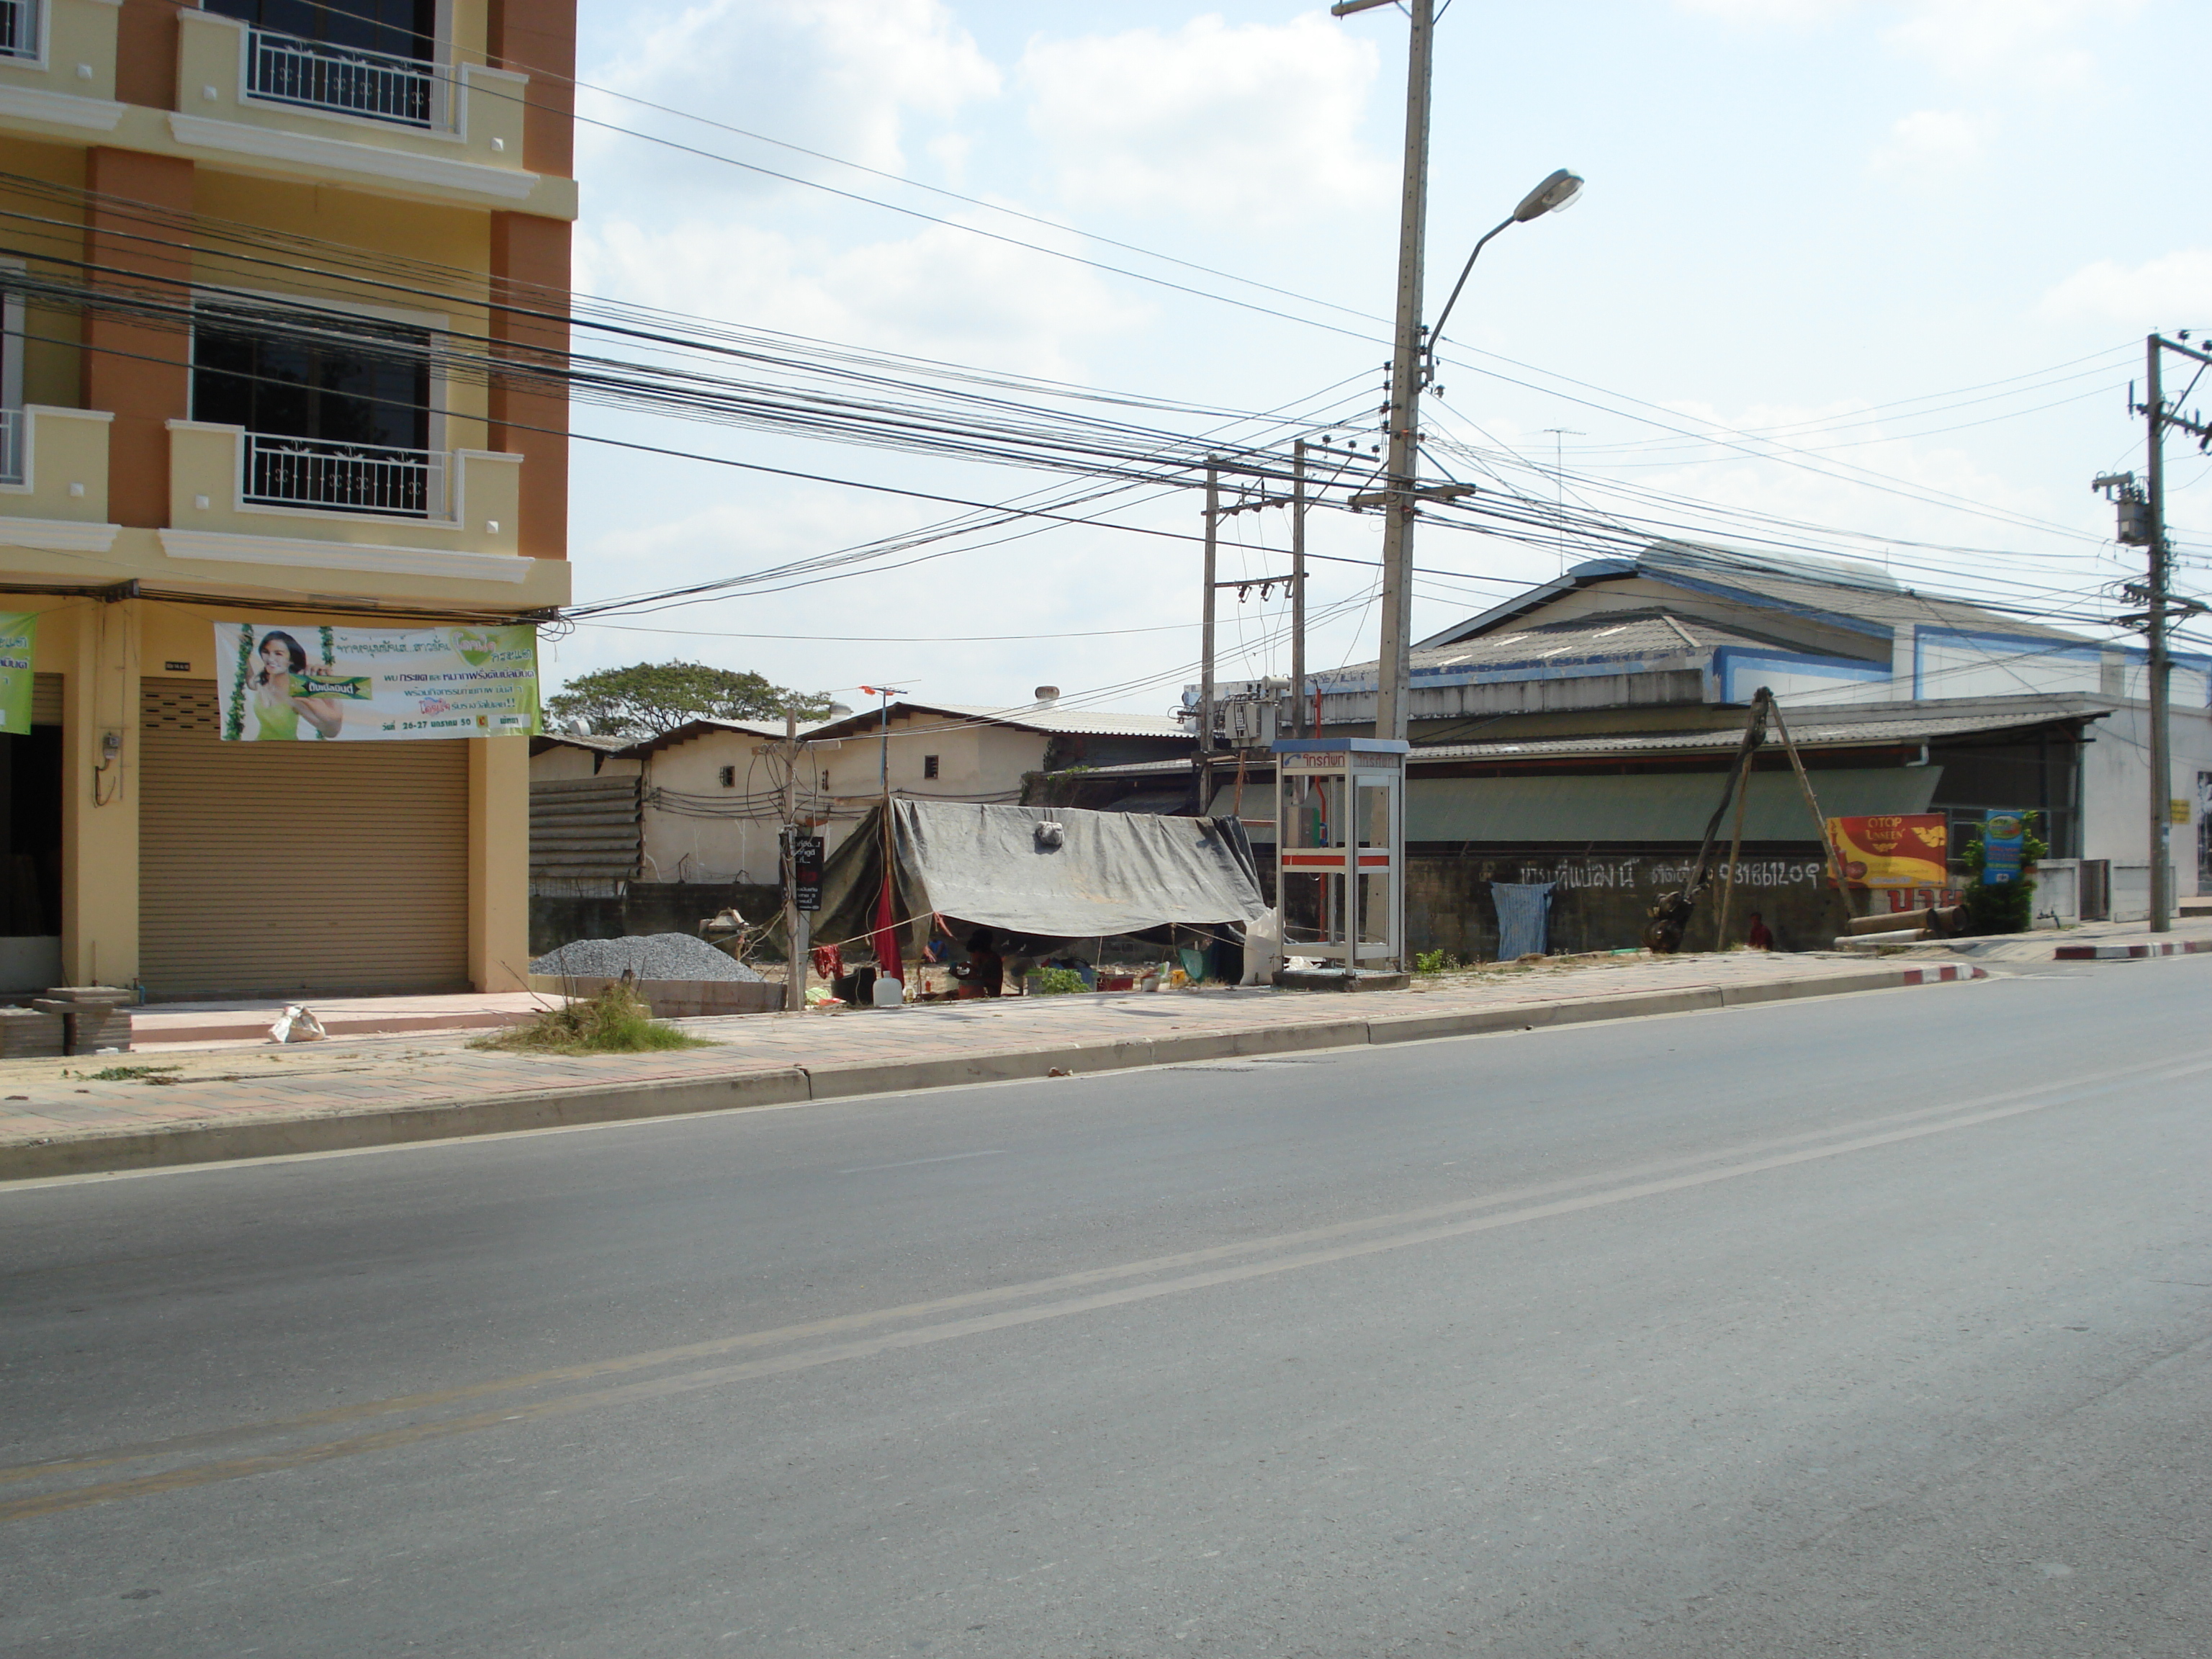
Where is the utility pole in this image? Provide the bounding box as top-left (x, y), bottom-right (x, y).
top-left (1291, 439), bottom-right (1308, 737)
top-left (2100, 333), bottom-right (2212, 933)
top-left (1200, 457), bottom-right (1219, 812)
top-left (2146, 336), bottom-right (2172, 935)
top-left (781, 708), bottom-right (806, 1012)
top-left (1336, 0), bottom-right (1434, 743)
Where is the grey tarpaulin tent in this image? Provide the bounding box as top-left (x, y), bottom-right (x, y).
top-left (811, 799), bottom-right (1266, 954)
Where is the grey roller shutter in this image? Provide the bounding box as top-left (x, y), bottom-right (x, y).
top-left (31, 672), bottom-right (60, 725)
top-left (138, 680), bottom-right (469, 997)
top-left (530, 774), bottom-right (641, 886)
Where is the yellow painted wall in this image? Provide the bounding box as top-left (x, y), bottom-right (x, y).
top-left (0, 140), bottom-right (91, 410)
top-left (469, 732), bottom-right (530, 989)
top-left (52, 598), bottom-right (139, 986)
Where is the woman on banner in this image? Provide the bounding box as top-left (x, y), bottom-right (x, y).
top-left (250, 631), bottom-right (346, 740)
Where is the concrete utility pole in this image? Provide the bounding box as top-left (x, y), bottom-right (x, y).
top-left (2146, 337), bottom-right (2172, 935)
top-left (1337, 0), bottom-right (1435, 743)
top-left (1200, 457), bottom-right (1220, 811)
top-left (781, 708), bottom-right (806, 1012)
top-left (1291, 439), bottom-right (1308, 737)
top-left (2103, 333), bottom-right (2212, 933)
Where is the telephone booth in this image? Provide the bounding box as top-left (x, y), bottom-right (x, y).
top-left (1271, 738), bottom-right (1408, 973)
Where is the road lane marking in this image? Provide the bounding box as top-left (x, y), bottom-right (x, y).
top-left (7, 1051), bottom-right (2210, 1523)
top-left (837, 1150), bottom-right (1009, 1174)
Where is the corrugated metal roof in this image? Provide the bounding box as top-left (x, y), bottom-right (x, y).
top-left (1415, 696), bottom-right (2110, 762)
top-left (1061, 695), bottom-right (2111, 777)
top-left (1403, 607), bottom-right (1825, 678)
top-left (805, 700), bottom-right (1191, 742)
top-left (1412, 539), bottom-right (2091, 655)
top-left (529, 732), bottom-right (634, 755)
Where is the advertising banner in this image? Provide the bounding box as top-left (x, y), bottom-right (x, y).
top-left (1825, 813), bottom-right (1948, 889)
top-left (213, 620), bottom-right (539, 742)
top-left (1981, 810), bottom-right (2026, 885)
top-left (0, 611), bottom-right (35, 736)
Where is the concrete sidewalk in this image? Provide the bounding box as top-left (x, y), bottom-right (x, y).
top-left (126, 992), bottom-right (552, 1051)
top-left (0, 950), bottom-right (1989, 1182)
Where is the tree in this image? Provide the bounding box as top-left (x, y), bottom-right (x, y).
top-left (543, 662), bottom-right (832, 737)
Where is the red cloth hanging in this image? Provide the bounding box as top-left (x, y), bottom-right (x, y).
top-left (872, 871), bottom-right (904, 984)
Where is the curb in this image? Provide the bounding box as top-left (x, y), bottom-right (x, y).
top-left (2053, 938), bottom-right (2212, 961)
top-left (0, 963), bottom-right (1986, 1182)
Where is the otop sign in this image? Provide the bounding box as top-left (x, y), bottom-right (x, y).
top-left (1826, 813), bottom-right (1948, 889)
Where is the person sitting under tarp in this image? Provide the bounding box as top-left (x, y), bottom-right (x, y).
top-left (952, 930), bottom-right (1004, 999)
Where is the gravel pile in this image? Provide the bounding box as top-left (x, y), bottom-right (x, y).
top-left (530, 933), bottom-right (763, 982)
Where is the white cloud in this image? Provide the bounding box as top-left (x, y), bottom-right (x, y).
top-left (2041, 250), bottom-right (2212, 328)
top-left (1673, 0), bottom-right (1856, 22)
top-left (587, 0), bottom-right (1000, 184)
top-left (1869, 108), bottom-right (1997, 177)
top-left (577, 212), bottom-right (1152, 382)
top-left (1020, 13), bottom-right (1388, 222)
top-left (1881, 0), bottom-right (2141, 89)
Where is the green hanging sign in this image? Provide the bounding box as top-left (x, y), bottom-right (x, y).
top-left (0, 611), bottom-right (37, 736)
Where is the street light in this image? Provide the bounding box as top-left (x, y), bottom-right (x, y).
top-left (1423, 168), bottom-right (1583, 390)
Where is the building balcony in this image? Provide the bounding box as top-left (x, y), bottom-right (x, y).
top-left (163, 420), bottom-right (529, 586)
top-left (0, 403), bottom-right (118, 557)
top-left (171, 9), bottom-right (548, 210)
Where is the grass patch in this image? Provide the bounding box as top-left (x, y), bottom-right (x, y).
top-left (68, 1064), bottom-right (183, 1084)
top-left (469, 984), bottom-right (714, 1056)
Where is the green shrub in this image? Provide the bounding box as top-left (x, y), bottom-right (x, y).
top-left (472, 984), bottom-right (714, 1056)
top-left (1028, 966), bottom-right (1090, 996)
top-left (1413, 948), bottom-right (1457, 975)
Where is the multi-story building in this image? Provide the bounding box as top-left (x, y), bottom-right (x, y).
top-left (0, 0), bottom-right (574, 997)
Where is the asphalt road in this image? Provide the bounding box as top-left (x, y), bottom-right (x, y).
top-left (3, 958), bottom-right (2208, 1658)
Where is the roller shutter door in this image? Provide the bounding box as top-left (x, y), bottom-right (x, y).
top-left (139, 680), bottom-right (469, 997)
top-left (31, 672), bottom-right (60, 725)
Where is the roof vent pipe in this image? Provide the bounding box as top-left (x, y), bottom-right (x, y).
top-left (1033, 685), bottom-right (1060, 704)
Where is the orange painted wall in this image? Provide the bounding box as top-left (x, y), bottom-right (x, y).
top-left (488, 0), bottom-right (577, 180)
top-left (83, 149), bottom-right (194, 530)
top-left (489, 212), bottom-right (570, 562)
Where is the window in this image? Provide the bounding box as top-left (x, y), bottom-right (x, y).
top-left (192, 305), bottom-right (436, 516)
top-left (205, 0), bottom-right (434, 60)
top-left (0, 256), bottom-right (22, 486)
top-left (922, 755), bottom-right (940, 779)
top-left (719, 765), bottom-right (737, 788)
top-left (207, 1), bottom-right (440, 127)
top-left (0, 1), bottom-right (40, 65)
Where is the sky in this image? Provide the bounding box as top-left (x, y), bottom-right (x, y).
top-left (549, 0), bottom-right (2212, 719)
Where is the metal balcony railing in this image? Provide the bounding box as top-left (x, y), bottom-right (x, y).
top-left (246, 28), bottom-right (441, 129)
top-left (0, 0), bottom-right (38, 63)
top-left (242, 432), bottom-right (442, 518)
top-left (0, 408), bottom-right (22, 487)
